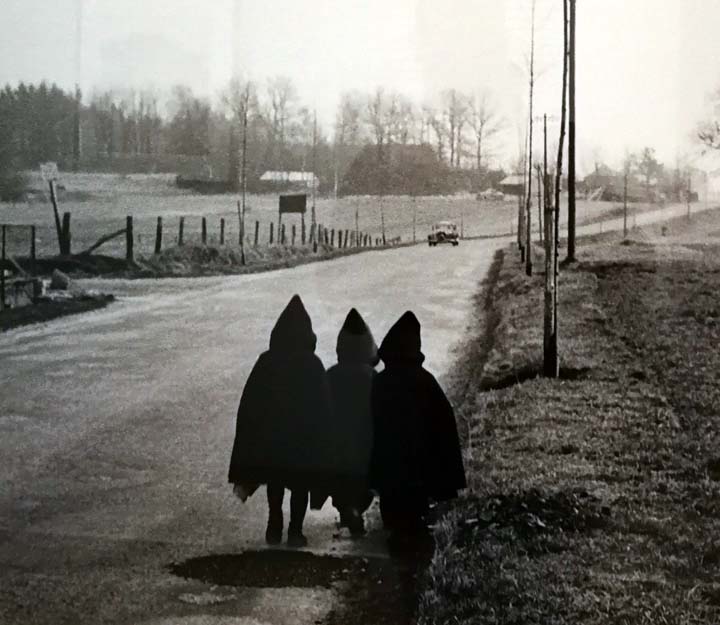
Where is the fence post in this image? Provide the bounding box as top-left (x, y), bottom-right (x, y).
top-left (155, 216), bottom-right (163, 254)
top-left (178, 216), bottom-right (185, 246)
top-left (292, 224), bottom-right (296, 246)
top-left (220, 218), bottom-right (225, 245)
top-left (269, 222), bottom-right (274, 244)
top-left (330, 229), bottom-right (335, 247)
top-left (49, 180), bottom-right (63, 255)
top-left (201, 217), bottom-right (207, 245)
top-left (344, 230), bottom-right (349, 248)
top-left (324, 227), bottom-right (329, 245)
top-left (281, 223), bottom-right (286, 245)
top-left (1, 225), bottom-right (5, 310)
top-left (302, 218), bottom-right (306, 245)
top-left (126, 216), bottom-right (134, 263)
top-left (61, 212), bottom-right (71, 255)
top-left (254, 221), bottom-right (259, 247)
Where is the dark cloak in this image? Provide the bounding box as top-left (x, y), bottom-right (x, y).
top-left (311, 308), bottom-right (378, 509)
top-left (369, 311), bottom-right (466, 502)
top-left (228, 295), bottom-right (336, 491)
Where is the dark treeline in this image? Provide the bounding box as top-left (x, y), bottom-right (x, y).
top-left (0, 78), bottom-right (508, 199)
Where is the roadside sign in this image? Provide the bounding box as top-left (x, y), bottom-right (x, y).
top-left (40, 162), bottom-right (59, 182)
top-left (279, 194), bottom-right (307, 214)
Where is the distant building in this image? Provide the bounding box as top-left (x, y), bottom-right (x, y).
top-left (259, 171), bottom-right (319, 190)
top-left (498, 174), bottom-right (525, 197)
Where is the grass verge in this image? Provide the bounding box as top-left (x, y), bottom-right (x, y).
top-left (417, 230), bottom-right (720, 624)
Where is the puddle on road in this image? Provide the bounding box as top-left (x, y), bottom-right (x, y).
top-left (169, 550), bottom-right (372, 589)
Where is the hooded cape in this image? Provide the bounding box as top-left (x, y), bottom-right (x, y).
top-left (369, 311), bottom-right (466, 500)
top-left (325, 309), bottom-right (378, 480)
top-left (228, 295), bottom-right (337, 491)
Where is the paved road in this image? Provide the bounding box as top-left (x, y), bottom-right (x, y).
top-left (0, 238), bottom-right (500, 625)
top-left (3, 201), bottom-right (714, 624)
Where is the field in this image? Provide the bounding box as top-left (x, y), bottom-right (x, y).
top-left (417, 207), bottom-right (720, 624)
top-left (0, 172), bottom-right (668, 261)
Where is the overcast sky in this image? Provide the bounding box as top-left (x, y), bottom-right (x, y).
top-left (2, 0), bottom-right (719, 172)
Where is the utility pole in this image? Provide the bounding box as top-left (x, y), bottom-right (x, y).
top-left (546, 0), bottom-right (569, 378)
top-left (312, 110), bottom-right (318, 253)
top-left (543, 112), bottom-right (557, 378)
top-left (567, 0), bottom-right (577, 261)
top-left (623, 152), bottom-right (633, 238)
top-left (239, 83), bottom-right (250, 264)
top-left (73, 0), bottom-right (83, 172)
top-left (623, 169), bottom-right (628, 238)
top-left (412, 195), bottom-right (417, 243)
top-left (687, 170), bottom-right (692, 219)
top-left (525, 0), bottom-right (536, 276)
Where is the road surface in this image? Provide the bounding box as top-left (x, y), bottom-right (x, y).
top-left (0, 238), bottom-right (500, 625)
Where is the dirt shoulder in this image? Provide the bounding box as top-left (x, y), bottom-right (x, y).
top-left (416, 218), bottom-right (720, 623)
top-left (0, 292), bottom-right (114, 332)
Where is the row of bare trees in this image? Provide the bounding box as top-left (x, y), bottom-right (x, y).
top-left (0, 76), bottom-right (507, 196)
top-left (86, 78), bottom-right (505, 174)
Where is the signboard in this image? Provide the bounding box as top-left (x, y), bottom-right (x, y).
top-left (279, 194), bottom-right (307, 214)
top-left (40, 162), bottom-right (59, 182)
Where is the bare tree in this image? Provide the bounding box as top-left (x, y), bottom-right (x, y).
top-left (468, 91), bottom-right (502, 171)
top-left (441, 89), bottom-right (468, 168)
top-left (423, 104), bottom-right (447, 163)
top-left (366, 87), bottom-right (387, 149)
top-left (386, 93), bottom-right (416, 145)
top-left (223, 77), bottom-right (258, 181)
top-left (697, 80), bottom-right (720, 150)
top-left (334, 91), bottom-right (364, 196)
top-left (637, 147), bottom-right (662, 203)
top-left (265, 76), bottom-right (298, 169)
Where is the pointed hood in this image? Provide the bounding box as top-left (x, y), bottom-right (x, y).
top-left (336, 308), bottom-right (379, 366)
top-left (269, 294), bottom-right (317, 352)
top-left (378, 311), bottom-right (425, 366)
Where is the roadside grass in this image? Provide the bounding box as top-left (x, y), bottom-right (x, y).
top-left (418, 227), bottom-right (720, 624)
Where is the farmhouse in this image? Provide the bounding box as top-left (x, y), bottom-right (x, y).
top-left (259, 171), bottom-right (319, 190)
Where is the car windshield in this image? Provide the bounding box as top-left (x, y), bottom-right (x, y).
top-left (435, 222), bottom-right (456, 230)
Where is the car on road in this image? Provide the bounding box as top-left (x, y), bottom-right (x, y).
top-left (476, 188), bottom-right (505, 201)
top-left (428, 221), bottom-right (459, 246)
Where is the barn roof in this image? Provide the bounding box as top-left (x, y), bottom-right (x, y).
top-left (260, 171), bottom-right (318, 182)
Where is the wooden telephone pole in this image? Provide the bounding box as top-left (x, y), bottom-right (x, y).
top-left (566, 0), bottom-right (577, 261)
top-left (545, 0), bottom-right (569, 378)
top-left (73, 0), bottom-right (83, 172)
top-left (525, 0), bottom-right (536, 276)
top-left (239, 83), bottom-right (250, 265)
top-left (543, 113), bottom-right (558, 377)
top-left (312, 110), bottom-right (318, 252)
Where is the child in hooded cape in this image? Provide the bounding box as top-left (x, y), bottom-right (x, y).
top-left (317, 308), bottom-right (378, 536)
top-left (228, 294), bottom-right (335, 548)
top-left (369, 311), bottom-right (466, 542)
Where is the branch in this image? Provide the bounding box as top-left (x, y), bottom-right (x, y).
top-left (78, 228), bottom-right (127, 256)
